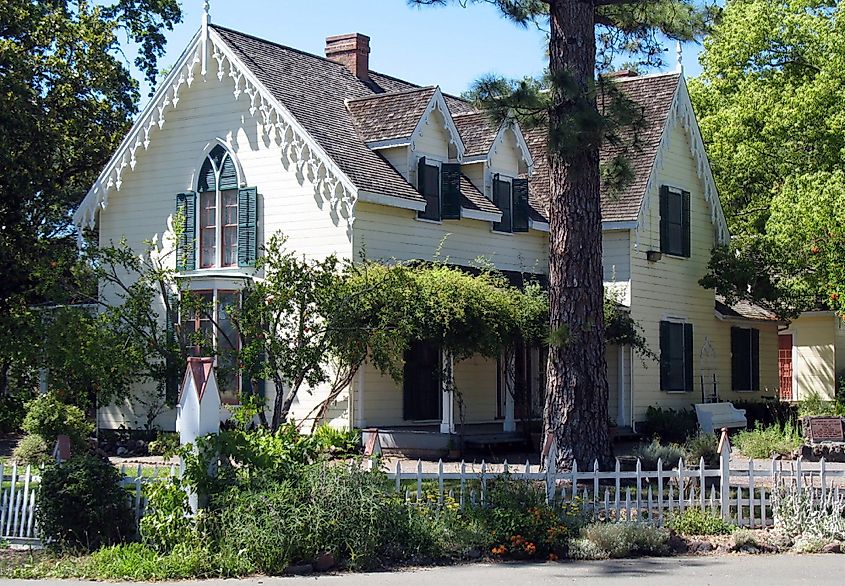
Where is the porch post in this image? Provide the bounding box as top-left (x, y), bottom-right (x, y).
top-left (617, 344), bottom-right (627, 427)
top-left (503, 352), bottom-right (516, 432)
top-left (440, 350), bottom-right (455, 434)
top-left (354, 366), bottom-right (366, 429)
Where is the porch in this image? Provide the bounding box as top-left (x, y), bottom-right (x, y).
top-left (353, 343), bottom-right (633, 457)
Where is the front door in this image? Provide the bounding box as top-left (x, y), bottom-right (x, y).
top-left (403, 341), bottom-right (442, 421)
top-left (778, 334), bottom-right (793, 401)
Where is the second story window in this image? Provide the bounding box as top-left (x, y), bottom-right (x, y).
top-left (416, 156), bottom-right (461, 221)
top-left (175, 144), bottom-right (259, 271)
top-left (199, 146), bottom-right (239, 268)
top-left (659, 185), bottom-right (691, 257)
top-left (492, 174), bottom-right (530, 233)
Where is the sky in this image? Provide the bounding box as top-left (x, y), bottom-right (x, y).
top-left (129, 0), bottom-right (705, 106)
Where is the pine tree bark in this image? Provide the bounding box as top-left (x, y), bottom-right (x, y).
top-left (542, 0), bottom-right (614, 470)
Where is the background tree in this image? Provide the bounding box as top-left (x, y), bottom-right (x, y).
top-left (691, 0), bottom-right (845, 315)
top-left (0, 0), bottom-right (182, 394)
top-left (410, 0), bottom-right (711, 468)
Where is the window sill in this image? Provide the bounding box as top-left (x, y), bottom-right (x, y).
top-left (415, 217), bottom-right (443, 225)
top-left (490, 229), bottom-right (514, 236)
top-left (660, 252), bottom-right (691, 260)
top-left (177, 267), bottom-right (255, 279)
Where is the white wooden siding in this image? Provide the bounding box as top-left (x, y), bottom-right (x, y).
top-left (96, 55), bottom-right (353, 429)
top-left (379, 146), bottom-right (410, 181)
top-left (353, 201), bottom-right (548, 272)
top-left (627, 123), bottom-right (779, 422)
top-left (790, 314), bottom-right (837, 400)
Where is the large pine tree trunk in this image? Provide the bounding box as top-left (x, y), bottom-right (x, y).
top-left (542, 0), bottom-right (614, 470)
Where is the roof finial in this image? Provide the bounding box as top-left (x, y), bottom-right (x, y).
top-left (675, 41), bottom-right (684, 74)
top-left (201, 1), bottom-right (210, 77)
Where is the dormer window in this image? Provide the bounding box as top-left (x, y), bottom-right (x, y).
top-left (416, 156), bottom-right (461, 221)
top-left (492, 174), bottom-right (530, 233)
top-left (175, 144), bottom-right (259, 271)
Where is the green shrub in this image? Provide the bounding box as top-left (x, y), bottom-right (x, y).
top-left (638, 406), bottom-right (697, 443)
top-left (0, 391), bottom-right (30, 433)
top-left (733, 399), bottom-right (797, 429)
top-left (578, 522), bottom-right (670, 558)
top-left (633, 439), bottom-right (685, 469)
top-left (139, 477), bottom-right (196, 553)
top-left (466, 477), bottom-right (581, 559)
top-left (12, 434), bottom-right (51, 466)
top-left (213, 464), bottom-right (441, 572)
top-left (147, 432), bottom-right (179, 457)
top-left (568, 537), bottom-right (608, 560)
top-left (732, 528), bottom-right (759, 550)
top-left (797, 391), bottom-right (845, 418)
top-left (684, 434), bottom-right (719, 467)
top-left (312, 424), bottom-right (361, 457)
top-left (22, 394), bottom-right (93, 450)
top-left (667, 508), bottom-right (735, 535)
top-left (36, 453), bottom-right (134, 552)
top-left (733, 422), bottom-right (802, 459)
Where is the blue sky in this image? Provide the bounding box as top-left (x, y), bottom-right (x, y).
top-left (131, 0), bottom-right (704, 105)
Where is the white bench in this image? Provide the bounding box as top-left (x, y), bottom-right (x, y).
top-left (695, 402), bottom-right (747, 433)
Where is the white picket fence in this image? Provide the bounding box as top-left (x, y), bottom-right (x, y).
top-left (386, 433), bottom-right (845, 528)
top-left (0, 463), bottom-right (39, 540)
top-left (0, 461), bottom-right (176, 542)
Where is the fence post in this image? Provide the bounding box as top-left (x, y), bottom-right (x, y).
top-left (175, 357), bottom-right (222, 513)
top-left (718, 427), bottom-right (730, 521)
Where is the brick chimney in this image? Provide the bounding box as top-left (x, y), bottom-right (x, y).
top-left (325, 33), bottom-right (370, 82)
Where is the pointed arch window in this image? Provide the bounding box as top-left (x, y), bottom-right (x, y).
top-left (176, 145), bottom-right (258, 271)
top-left (198, 145), bottom-right (240, 268)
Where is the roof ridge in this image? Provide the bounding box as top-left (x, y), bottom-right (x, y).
top-left (347, 85), bottom-right (437, 103)
top-left (606, 71), bottom-right (682, 83)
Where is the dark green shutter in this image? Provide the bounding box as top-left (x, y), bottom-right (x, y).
top-left (238, 187), bottom-right (258, 267)
top-left (684, 322), bottom-right (694, 392)
top-left (659, 185), bottom-right (669, 254)
top-left (219, 156), bottom-right (239, 190)
top-left (176, 192), bottom-right (196, 271)
top-left (659, 321), bottom-right (670, 391)
top-left (682, 190), bottom-right (691, 257)
top-left (440, 163), bottom-right (461, 219)
top-left (751, 328), bottom-right (760, 391)
top-left (417, 156), bottom-right (427, 193)
top-left (242, 371), bottom-right (266, 400)
top-left (731, 327), bottom-right (742, 391)
top-left (512, 178), bottom-right (529, 232)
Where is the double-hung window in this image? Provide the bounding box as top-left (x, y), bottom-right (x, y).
top-left (175, 144), bottom-right (258, 271)
top-left (659, 185), bottom-right (691, 257)
top-left (659, 320), bottom-right (694, 392)
top-left (731, 327), bottom-right (760, 392)
top-left (492, 174), bottom-right (530, 233)
top-left (181, 289), bottom-right (240, 404)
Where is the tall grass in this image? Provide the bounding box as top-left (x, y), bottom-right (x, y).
top-left (733, 422), bottom-right (802, 459)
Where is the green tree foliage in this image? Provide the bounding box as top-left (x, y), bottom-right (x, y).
top-left (691, 0), bottom-right (845, 315)
top-left (0, 0), bottom-right (182, 396)
top-left (410, 0), bottom-right (711, 468)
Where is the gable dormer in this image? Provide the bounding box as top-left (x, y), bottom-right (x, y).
top-left (453, 112), bottom-right (534, 232)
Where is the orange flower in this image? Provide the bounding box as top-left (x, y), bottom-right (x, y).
top-left (548, 553), bottom-right (559, 561)
top-left (811, 245), bottom-right (821, 254)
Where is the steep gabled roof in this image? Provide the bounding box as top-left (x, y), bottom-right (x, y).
top-left (453, 112), bottom-right (500, 157)
top-left (211, 25), bottom-right (425, 204)
top-left (525, 73), bottom-right (681, 224)
top-left (347, 87), bottom-right (438, 143)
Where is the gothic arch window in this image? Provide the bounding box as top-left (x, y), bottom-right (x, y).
top-left (175, 144), bottom-right (258, 271)
top-left (198, 145), bottom-right (239, 268)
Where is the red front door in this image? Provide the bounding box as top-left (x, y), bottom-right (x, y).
top-left (778, 334), bottom-right (793, 401)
